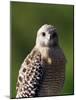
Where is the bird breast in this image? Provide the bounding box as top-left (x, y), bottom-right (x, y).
top-left (37, 46), bottom-right (66, 96)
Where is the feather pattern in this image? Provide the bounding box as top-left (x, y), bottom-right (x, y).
top-left (16, 48), bottom-right (43, 98)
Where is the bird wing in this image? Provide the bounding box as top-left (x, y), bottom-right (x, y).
top-left (16, 47), bottom-right (43, 98)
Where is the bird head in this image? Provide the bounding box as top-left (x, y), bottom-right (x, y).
top-left (36, 24), bottom-right (59, 48)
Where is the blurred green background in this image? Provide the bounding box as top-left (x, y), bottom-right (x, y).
top-left (10, 1), bottom-right (74, 98)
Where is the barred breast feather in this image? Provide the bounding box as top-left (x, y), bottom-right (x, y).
top-left (37, 47), bottom-right (66, 96)
top-left (16, 48), bottom-right (43, 98)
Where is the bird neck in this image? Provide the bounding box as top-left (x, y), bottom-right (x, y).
top-left (35, 44), bottom-right (50, 57)
top-left (35, 44), bottom-right (60, 64)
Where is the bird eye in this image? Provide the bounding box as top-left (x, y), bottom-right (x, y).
top-left (52, 32), bottom-right (57, 38)
top-left (42, 32), bottom-right (46, 36)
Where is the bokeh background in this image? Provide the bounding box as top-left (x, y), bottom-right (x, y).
top-left (10, 1), bottom-right (74, 98)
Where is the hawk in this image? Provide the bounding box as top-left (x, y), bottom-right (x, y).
top-left (16, 24), bottom-right (66, 98)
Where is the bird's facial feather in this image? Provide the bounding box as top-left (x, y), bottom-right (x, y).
top-left (36, 24), bottom-right (58, 47)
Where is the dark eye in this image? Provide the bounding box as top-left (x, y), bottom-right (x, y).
top-left (42, 32), bottom-right (46, 36)
top-left (52, 32), bottom-right (57, 38)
